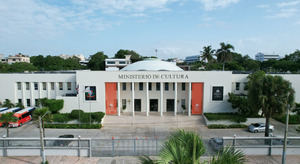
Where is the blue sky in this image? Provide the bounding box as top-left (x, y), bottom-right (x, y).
top-left (0, 0), bottom-right (300, 59)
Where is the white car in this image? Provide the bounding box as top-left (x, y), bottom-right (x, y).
top-left (248, 123), bottom-right (274, 133)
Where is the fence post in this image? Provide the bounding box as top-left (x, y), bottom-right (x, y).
top-left (134, 137), bottom-right (137, 154)
top-left (112, 137), bottom-right (115, 156)
top-left (155, 136), bottom-right (158, 155)
top-left (77, 135), bottom-right (81, 157)
top-left (2, 136), bottom-right (7, 157)
top-left (89, 139), bottom-right (92, 157)
top-left (233, 134), bottom-right (236, 149)
top-left (268, 138), bottom-right (272, 156)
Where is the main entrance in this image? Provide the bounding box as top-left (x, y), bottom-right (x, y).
top-left (134, 99), bottom-right (141, 112)
top-left (150, 99), bottom-right (158, 112)
top-left (105, 83), bottom-right (117, 115)
top-left (166, 99), bottom-right (174, 112)
top-left (191, 83), bottom-right (203, 114)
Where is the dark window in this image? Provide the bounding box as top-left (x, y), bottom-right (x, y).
top-left (26, 99), bottom-right (31, 106)
top-left (173, 83), bottom-right (175, 91)
top-left (119, 61), bottom-right (126, 64)
top-left (122, 99), bottom-right (126, 109)
top-left (51, 82), bottom-right (55, 90)
top-left (59, 82), bottom-right (63, 90)
top-left (182, 83), bottom-right (186, 91)
top-left (34, 82), bottom-right (38, 90)
top-left (122, 83), bottom-right (126, 91)
top-left (156, 83), bottom-right (160, 91)
top-left (35, 99), bottom-right (39, 106)
top-left (212, 86), bottom-right (224, 101)
top-left (26, 82), bottom-right (30, 90)
top-left (236, 82), bottom-right (240, 91)
top-left (165, 83), bottom-right (169, 91)
top-left (43, 82), bottom-right (47, 90)
top-left (67, 82), bottom-right (71, 90)
top-left (149, 83), bottom-right (152, 91)
top-left (139, 83), bottom-right (143, 91)
top-left (18, 99), bottom-right (22, 104)
top-left (107, 61), bottom-right (115, 64)
top-left (17, 82), bottom-right (21, 90)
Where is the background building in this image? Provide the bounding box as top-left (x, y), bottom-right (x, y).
top-left (0, 53), bottom-right (30, 64)
top-left (184, 55), bottom-right (201, 64)
top-left (255, 52), bottom-right (280, 62)
top-left (105, 55), bottom-right (131, 71)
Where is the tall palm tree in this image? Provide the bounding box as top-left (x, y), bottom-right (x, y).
top-left (0, 112), bottom-right (18, 137)
top-left (210, 147), bottom-right (246, 164)
top-left (216, 42), bottom-right (235, 71)
top-left (140, 130), bottom-right (205, 164)
top-left (201, 46), bottom-right (215, 63)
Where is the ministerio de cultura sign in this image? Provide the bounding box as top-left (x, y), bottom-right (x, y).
top-left (118, 73), bottom-right (189, 80)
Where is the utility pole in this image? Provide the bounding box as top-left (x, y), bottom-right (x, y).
top-left (39, 116), bottom-right (46, 164)
top-left (282, 104), bottom-right (290, 164)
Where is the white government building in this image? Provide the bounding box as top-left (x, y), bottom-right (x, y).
top-left (0, 59), bottom-right (299, 116)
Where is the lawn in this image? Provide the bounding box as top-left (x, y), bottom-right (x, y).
top-left (204, 113), bottom-right (247, 123)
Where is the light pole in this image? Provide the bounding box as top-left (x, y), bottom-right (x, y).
top-left (282, 104), bottom-right (290, 164)
top-left (39, 111), bottom-right (50, 164)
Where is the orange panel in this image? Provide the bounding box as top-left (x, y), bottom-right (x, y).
top-left (191, 83), bottom-right (203, 115)
top-left (105, 83), bottom-right (117, 115)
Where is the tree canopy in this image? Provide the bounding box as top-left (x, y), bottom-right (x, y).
top-left (114, 49), bottom-right (142, 63)
top-left (87, 52), bottom-right (108, 70)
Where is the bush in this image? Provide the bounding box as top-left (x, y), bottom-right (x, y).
top-left (91, 112), bottom-right (105, 123)
top-left (79, 113), bottom-right (91, 123)
top-left (204, 113), bottom-right (247, 123)
top-left (273, 114), bottom-right (300, 124)
top-left (41, 99), bottom-right (64, 114)
top-left (52, 113), bottom-right (71, 123)
top-left (208, 124), bottom-right (247, 129)
top-left (70, 109), bottom-right (84, 119)
top-left (44, 123), bottom-right (102, 129)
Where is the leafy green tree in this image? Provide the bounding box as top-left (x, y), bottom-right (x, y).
top-left (30, 55), bottom-right (45, 70)
top-left (248, 71), bottom-right (295, 137)
top-left (140, 130), bottom-right (205, 164)
top-left (44, 56), bottom-right (64, 70)
top-left (33, 107), bottom-right (51, 137)
top-left (87, 52), bottom-right (108, 70)
top-left (0, 63), bottom-right (10, 73)
top-left (210, 147), bottom-right (246, 164)
top-left (114, 49), bottom-right (142, 63)
top-left (200, 45), bottom-right (215, 63)
top-left (63, 57), bottom-right (84, 70)
top-left (8, 62), bottom-right (37, 72)
top-left (2, 99), bottom-right (14, 108)
top-left (228, 93), bottom-right (254, 117)
top-left (15, 102), bottom-right (24, 109)
top-left (216, 42), bottom-right (235, 71)
top-left (0, 112), bottom-right (18, 137)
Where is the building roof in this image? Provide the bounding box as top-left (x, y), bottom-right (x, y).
top-left (121, 58), bottom-right (183, 71)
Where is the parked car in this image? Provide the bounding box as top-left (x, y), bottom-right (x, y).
top-left (248, 123), bottom-right (274, 133)
top-left (53, 134), bottom-right (74, 146)
top-left (209, 137), bottom-right (223, 151)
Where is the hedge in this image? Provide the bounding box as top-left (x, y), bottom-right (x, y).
top-left (204, 113), bottom-right (247, 123)
top-left (207, 124), bottom-right (247, 129)
top-left (70, 109), bottom-right (84, 119)
top-left (52, 113), bottom-right (72, 123)
top-left (273, 114), bottom-right (300, 124)
top-left (44, 123), bottom-right (102, 129)
top-left (41, 99), bottom-right (64, 114)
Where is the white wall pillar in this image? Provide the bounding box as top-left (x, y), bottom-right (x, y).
top-left (22, 82), bottom-right (26, 106)
top-left (30, 82), bottom-right (34, 107)
top-left (188, 82), bottom-right (192, 116)
top-left (117, 82), bottom-right (121, 116)
top-left (146, 82), bottom-right (149, 116)
top-left (47, 82), bottom-right (51, 98)
top-left (14, 83), bottom-right (17, 104)
top-left (160, 82), bottom-right (163, 117)
top-left (55, 82), bottom-right (58, 98)
top-left (39, 82), bottom-right (42, 99)
top-left (174, 82), bottom-right (177, 116)
top-left (132, 82), bottom-right (135, 117)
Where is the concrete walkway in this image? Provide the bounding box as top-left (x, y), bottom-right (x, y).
top-left (1, 155), bottom-right (300, 164)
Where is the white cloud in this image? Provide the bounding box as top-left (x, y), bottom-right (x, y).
top-left (268, 8), bottom-right (298, 18)
top-left (277, 0), bottom-right (300, 8)
top-left (197, 0), bottom-right (240, 11)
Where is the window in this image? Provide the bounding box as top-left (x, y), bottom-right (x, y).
top-left (17, 82), bottom-right (21, 90)
top-left (119, 61), bottom-right (126, 64)
top-left (107, 61), bottom-right (115, 64)
top-left (35, 99), bottom-right (39, 106)
top-left (182, 83), bottom-right (186, 91)
top-left (173, 83), bottom-right (175, 91)
top-left (139, 83), bottom-right (143, 91)
top-left (59, 82), bottom-right (63, 90)
top-left (26, 82), bottom-right (30, 90)
top-left (67, 82), bottom-right (71, 90)
top-left (244, 82), bottom-right (247, 90)
top-left (51, 82), bottom-right (55, 90)
top-left (156, 83), bottom-right (160, 91)
top-left (165, 83), bottom-right (169, 91)
top-left (122, 83), bottom-right (126, 91)
top-left (43, 82), bottom-right (47, 90)
top-left (212, 86), bottom-right (224, 101)
top-left (236, 82), bottom-right (240, 91)
top-left (149, 83), bottom-right (152, 91)
top-left (181, 99), bottom-right (185, 107)
top-left (18, 99), bottom-right (22, 104)
top-left (34, 82), bottom-right (38, 90)
top-left (122, 99), bottom-right (126, 109)
top-left (26, 99), bottom-right (31, 106)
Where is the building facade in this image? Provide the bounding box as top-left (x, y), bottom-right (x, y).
top-left (0, 53), bottom-right (30, 64)
top-left (105, 55), bottom-right (131, 71)
top-left (0, 59), bottom-right (299, 116)
top-left (184, 55), bottom-right (201, 64)
top-left (255, 52), bottom-right (280, 62)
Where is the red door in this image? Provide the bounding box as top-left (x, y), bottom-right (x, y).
top-left (191, 83), bottom-right (203, 115)
top-left (105, 83), bottom-right (117, 115)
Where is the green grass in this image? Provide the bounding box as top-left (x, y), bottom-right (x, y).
top-left (207, 124), bottom-right (247, 129)
top-left (204, 113), bottom-right (247, 123)
top-left (273, 114), bottom-right (300, 124)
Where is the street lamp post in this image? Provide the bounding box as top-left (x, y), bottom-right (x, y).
top-left (282, 104), bottom-right (290, 164)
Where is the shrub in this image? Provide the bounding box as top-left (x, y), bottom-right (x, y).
top-left (273, 114), bottom-right (300, 124)
top-left (44, 123), bottom-right (102, 129)
top-left (204, 113), bottom-right (247, 123)
top-left (79, 113), bottom-right (91, 123)
top-left (70, 109), bottom-right (84, 119)
top-left (208, 124), bottom-right (247, 129)
top-left (91, 112), bottom-right (105, 123)
top-left (52, 113), bottom-right (71, 123)
top-left (208, 124), bottom-right (227, 129)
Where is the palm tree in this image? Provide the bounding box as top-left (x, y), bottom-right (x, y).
top-left (2, 99), bottom-right (14, 108)
top-left (33, 107), bottom-right (51, 137)
top-left (140, 130), bottom-right (205, 164)
top-left (0, 112), bottom-right (18, 137)
top-left (216, 42), bottom-right (235, 71)
top-left (15, 102), bottom-right (24, 109)
top-left (210, 147), bottom-right (246, 164)
top-left (201, 45), bottom-right (215, 63)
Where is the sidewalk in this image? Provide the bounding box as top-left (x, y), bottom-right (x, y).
top-left (0, 155), bottom-right (300, 164)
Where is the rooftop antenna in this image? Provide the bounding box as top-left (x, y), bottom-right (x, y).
top-left (155, 49), bottom-right (158, 57)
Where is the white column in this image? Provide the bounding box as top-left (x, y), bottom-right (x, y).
top-left (117, 82), bottom-right (121, 116)
top-left (30, 82), bottom-right (34, 107)
top-left (22, 82), bottom-right (26, 106)
top-left (132, 82), bottom-right (135, 116)
top-left (55, 82), bottom-right (58, 98)
top-left (188, 82), bottom-right (192, 116)
top-left (160, 82), bottom-right (163, 117)
top-left (174, 82), bottom-right (177, 116)
top-left (47, 82), bottom-right (50, 98)
top-left (39, 82), bottom-right (42, 99)
top-left (14, 83), bottom-right (17, 103)
top-left (146, 82), bottom-right (149, 116)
